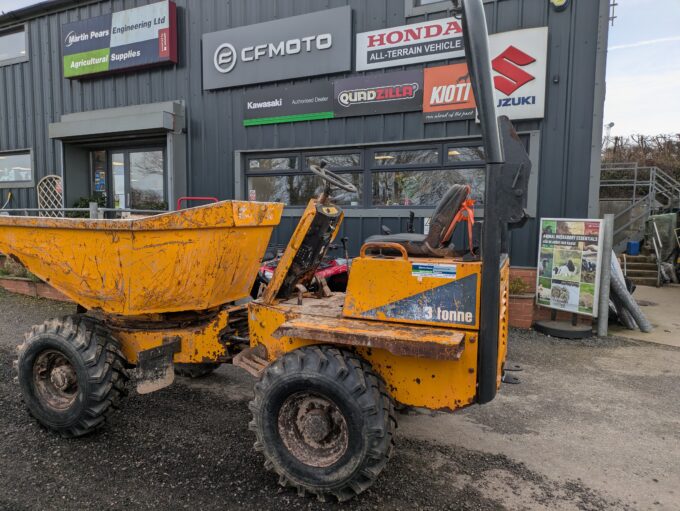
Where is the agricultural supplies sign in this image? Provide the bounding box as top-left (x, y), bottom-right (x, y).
top-left (61, 1), bottom-right (177, 78)
top-left (356, 18), bottom-right (465, 71)
top-left (423, 63), bottom-right (476, 123)
top-left (334, 70), bottom-right (423, 117)
top-left (536, 219), bottom-right (603, 317)
top-left (489, 27), bottom-right (548, 120)
top-left (203, 7), bottom-right (351, 90)
top-left (243, 82), bottom-right (333, 126)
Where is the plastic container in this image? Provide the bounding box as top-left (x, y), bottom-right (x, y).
top-left (626, 240), bottom-right (640, 256)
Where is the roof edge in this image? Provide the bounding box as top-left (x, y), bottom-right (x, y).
top-left (0, 0), bottom-right (96, 28)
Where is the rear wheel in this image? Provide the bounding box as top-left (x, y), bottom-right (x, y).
top-left (249, 345), bottom-right (396, 501)
top-left (16, 315), bottom-right (128, 437)
top-left (174, 362), bottom-right (220, 378)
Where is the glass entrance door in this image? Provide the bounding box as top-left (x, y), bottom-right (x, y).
top-left (92, 148), bottom-right (166, 211)
top-left (129, 150), bottom-right (165, 210)
top-left (111, 152), bottom-right (126, 209)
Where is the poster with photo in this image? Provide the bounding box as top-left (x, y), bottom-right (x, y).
top-left (535, 218), bottom-right (603, 316)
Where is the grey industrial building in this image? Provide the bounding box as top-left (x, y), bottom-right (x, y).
top-left (0, 0), bottom-right (610, 265)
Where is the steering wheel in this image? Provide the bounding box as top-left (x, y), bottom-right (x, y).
top-left (310, 163), bottom-right (358, 193)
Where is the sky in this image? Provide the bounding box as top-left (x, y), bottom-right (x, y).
top-left (1, 0), bottom-right (679, 137)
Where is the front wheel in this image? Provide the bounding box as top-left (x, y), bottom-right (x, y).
top-left (249, 345), bottom-right (396, 501)
top-left (16, 316), bottom-right (129, 437)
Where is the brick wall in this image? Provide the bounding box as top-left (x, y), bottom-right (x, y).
top-left (509, 266), bottom-right (593, 328)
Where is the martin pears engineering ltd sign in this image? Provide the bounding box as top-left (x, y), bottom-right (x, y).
top-left (61, 1), bottom-right (177, 78)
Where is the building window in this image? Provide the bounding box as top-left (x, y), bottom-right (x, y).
top-left (0, 150), bottom-right (33, 188)
top-left (0, 26), bottom-right (28, 66)
top-left (247, 151), bottom-right (363, 207)
top-left (245, 143), bottom-right (484, 209)
top-left (405, 0), bottom-right (496, 17)
top-left (372, 168), bottom-right (484, 207)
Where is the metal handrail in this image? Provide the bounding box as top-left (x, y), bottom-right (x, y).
top-left (0, 207), bottom-right (168, 217)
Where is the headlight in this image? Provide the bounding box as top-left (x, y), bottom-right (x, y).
top-left (263, 270), bottom-right (274, 280)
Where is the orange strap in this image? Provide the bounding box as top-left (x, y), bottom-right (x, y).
top-left (442, 197), bottom-right (476, 253)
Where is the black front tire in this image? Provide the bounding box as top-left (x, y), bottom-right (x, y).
top-left (249, 345), bottom-right (396, 501)
top-left (174, 362), bottom-right (220, 378)
top-left (16, 315), bottom-right (129, 438)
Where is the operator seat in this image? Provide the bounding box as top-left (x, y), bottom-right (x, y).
top-left (364, 184), bottom-right (472, 258)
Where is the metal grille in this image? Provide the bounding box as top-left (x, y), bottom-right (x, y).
top-left (36, 175), bottom-right (64, 217)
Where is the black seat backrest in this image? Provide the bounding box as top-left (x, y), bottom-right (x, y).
top-left (424, 184), bottom-right (470, 249)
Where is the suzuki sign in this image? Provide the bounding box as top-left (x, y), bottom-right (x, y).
top-left (489, 27), bottom-right (548, 120)
top-left (202, 7), bottom-right (351, 90)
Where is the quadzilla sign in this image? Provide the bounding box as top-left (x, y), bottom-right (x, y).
top-left (423, 63), bottom-right (476, 123)
top-left (333, 70), bottom-right (423, 117)
top-left (202, 7), bottom-right (351, 90)
top-left (356, 18), bottom-right (465, 71)
top-left (488, 27), bottom-right (548, 120)
top-left (61, 1), bottom-right (177, 79)
top-left (243, 82), bottom-right (334, 126)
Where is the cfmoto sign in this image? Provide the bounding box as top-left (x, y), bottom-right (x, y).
top-left (202, 7), bottom-right (351, 89)
top-left (214, 43), bottom-right (236, 73)
top-left (213, 35), bottom-right (333, 74)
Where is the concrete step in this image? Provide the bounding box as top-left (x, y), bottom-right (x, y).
top-left (618, 254), bottom-right (656, 263)
top-left (620, 262), bottom-right (657, 271)
top-left (629, 277), bottom-right (658, 287)
top-left (625, 269), bottom-right (658, 278)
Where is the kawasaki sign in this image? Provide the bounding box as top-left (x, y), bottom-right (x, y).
top-left (202, 7), bottom-right (351, 90)
top-left (61, 1), bottom-right (177, 79)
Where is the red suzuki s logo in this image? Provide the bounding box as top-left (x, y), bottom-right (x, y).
top-left (492, 46), bottom-right (536, 96)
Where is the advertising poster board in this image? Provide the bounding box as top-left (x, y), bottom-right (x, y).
top-left (536, 218), bottom-right (603, 317)
top-left (422, 63), bottom-right (476, 123)
top-left (61, 0), bottom-right (177, 78)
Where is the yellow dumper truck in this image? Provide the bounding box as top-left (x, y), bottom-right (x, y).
top-left (6, 0), bottom-right (530, 501)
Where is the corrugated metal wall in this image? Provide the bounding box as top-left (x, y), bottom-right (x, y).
top-left (0, 0), bottom-right (604, 265)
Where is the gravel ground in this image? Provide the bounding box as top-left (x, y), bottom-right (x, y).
top-left (0, 289), bottom-right (678, 510)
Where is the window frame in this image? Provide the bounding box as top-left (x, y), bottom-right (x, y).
top-left (0, 24), bottom-right (29, 67)
top-left (244, 142), bottom-right (486, 210)
top-left (0, 149), bottom-right (35, 189)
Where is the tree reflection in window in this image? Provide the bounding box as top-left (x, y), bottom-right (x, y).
top-left (372, 169), bottom-right (484, 206)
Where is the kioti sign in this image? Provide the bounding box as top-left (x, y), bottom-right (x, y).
top-left (423, 63), bottom-right (476, 123)
top-left (356, 18), bottom-right (465, 71)
top-left (488, 27), bottom-right (548, 120)
top-left (333, 71), bottom-right (423, 117)
top-left (203, 7), bottom-right (351, 90)
top-left (61, 0), bottom-right (177, 78)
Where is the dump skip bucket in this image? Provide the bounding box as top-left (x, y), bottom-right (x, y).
top-left (0, 201), bottom-right (283, 315)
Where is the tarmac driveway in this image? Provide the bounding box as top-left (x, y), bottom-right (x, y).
top-left (0, 289), bottom-right (678, 510)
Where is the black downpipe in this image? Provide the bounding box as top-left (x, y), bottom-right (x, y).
top-left (459, 0), bottom-right (505, 404)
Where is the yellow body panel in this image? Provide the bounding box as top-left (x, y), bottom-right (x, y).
top-left (0, 201), bottom-right (282, 315)
top-left (116, 307), bottom-right (234, 364)
top-left (497, 260), bottom-right (510, 390)
top-left (248, 298), bottom-right (479, 410)
top-left (344, 255), bottom-right (482, 330)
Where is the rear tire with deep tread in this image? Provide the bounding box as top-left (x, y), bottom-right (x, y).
top-left (16, 315), bottom-right (129, 438)
top-left (174, 362), bottom-right (220, 378)
top-left (249, 345), bottom-right (397, 501)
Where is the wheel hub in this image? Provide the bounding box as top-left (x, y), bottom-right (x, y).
top-left (300, 409), bottom-right (332, 443)
top-left (278, 392), bottom-right (349, 468)
top-left (33, 350), bottom-right (79, 410)
top-left (50, 365), bottom-right (76, 391)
